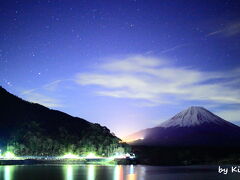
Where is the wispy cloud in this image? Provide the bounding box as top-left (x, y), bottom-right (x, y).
top-left (22, 90), bottom-right (62, 108)
top-left (21, 80), bottom-right (66, 108)
top-left (43, 80), bottom-right (63, 91)
top-left (207, 22), bottom-right (240, 37)
top-left (75, 55), bottom-right (240, 106)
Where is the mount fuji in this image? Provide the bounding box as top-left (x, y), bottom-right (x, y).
top-left (126, 106), bottom-right (240, 147)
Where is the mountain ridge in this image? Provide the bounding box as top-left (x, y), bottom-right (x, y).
top-left (125, 106), bottom-right (240, 147)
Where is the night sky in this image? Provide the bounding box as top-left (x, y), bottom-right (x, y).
top-left (1, 0), bottom-right (240, 137)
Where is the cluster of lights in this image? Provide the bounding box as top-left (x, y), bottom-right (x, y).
top-left (112, 153), bottom-right (126, 159)
top-left (85, 152), bottom-right (98, 159)
top-left (0, 151), bottom-right (135, 161)
top-left (62, 153), bottom-right (80, 159)
top-left (0, 151), bottom-right (17, 160)
top-left (61, 152), bottom-right (100, 159)
top-left (4, 152), bottom-right (16, 159)
top-left (61, 152), bottom-right (136, 160)
top-left (111, 153), bottom-right (136, 159)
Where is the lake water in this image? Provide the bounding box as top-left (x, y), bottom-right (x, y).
top-left (0, 164), bottom-right (239, 180)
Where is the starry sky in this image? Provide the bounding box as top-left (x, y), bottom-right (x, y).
top-left (1, 0), bottom-right (240, 137)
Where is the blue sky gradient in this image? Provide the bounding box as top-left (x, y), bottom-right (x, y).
top-left (1, 0), bottom-right (240, 137)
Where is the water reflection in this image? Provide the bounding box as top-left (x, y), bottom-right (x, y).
top-left (114, 165), bottom-right (123, 180)
top-left (65, 165), bottom-right (73, 180)
top-left (0, 164), bottom-right (233, 180)
top-left (129, 165), bottom-right (134, 174)
top-left (139, 166), bottom-right (146, 180)
top-left (87, 165), bottom-right (95, 180)
top-left (127, 165), bottom-right (137, 180)
top-left (4, 166), bottom-right (14, 180)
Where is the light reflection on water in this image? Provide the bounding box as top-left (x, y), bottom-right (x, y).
top-left (114, 165), bottom-right (123, 180)
top-left (63, 165), bottom-right (136, 180)
top-left (87, 165), bottom-right (95, 180)
top-left (63, 164), bottom-right (97, 180)
top-left (65, 165), bottom-right (73, 180)
top-left (127, 165), bottom-right (137, 180)
top-left (4, 166), bottom-right (14, 180)
top-left (1, 164), bottom-right (238, 180)
top-left (139, 166), bottom-right (146, 180)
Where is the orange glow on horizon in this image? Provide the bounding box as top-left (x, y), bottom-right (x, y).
top-left (121, 137), bottom-right (144, 143)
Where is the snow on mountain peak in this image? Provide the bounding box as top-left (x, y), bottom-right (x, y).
top-left (159, 106), bottom-right (228, 128)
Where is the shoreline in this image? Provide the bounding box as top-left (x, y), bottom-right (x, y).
top-left (0, 159), bottom-right (137, 166)
top-left (0, 159), bottom-right (237, 166)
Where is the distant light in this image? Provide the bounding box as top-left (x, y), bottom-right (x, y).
top-left (111, 153), bottom-right (136, 159)
top-left (125, 153), bottom-right (136, 159)
top-left (112, 153), bottom-right (126, 159)
top-left (86, 152), bottom-right (97, 159)
top-left (4, 152), bottom-right (16, 159)
top-left (62, 153), bottom-right (79, 159)
top-left (140, 137), bottom-right (144, 140)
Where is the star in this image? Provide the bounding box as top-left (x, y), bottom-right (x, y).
top-left (6, 81), bottom-right (12, 86)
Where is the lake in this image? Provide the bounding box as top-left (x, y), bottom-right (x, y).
top-left (0, 164), bottom-right (239, 180)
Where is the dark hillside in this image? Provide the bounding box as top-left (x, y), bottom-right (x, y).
top-left (0, 86), bottom-right (129, 156)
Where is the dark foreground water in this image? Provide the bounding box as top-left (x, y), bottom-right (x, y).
top-left (0, 164), bottom-right (239, 180)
